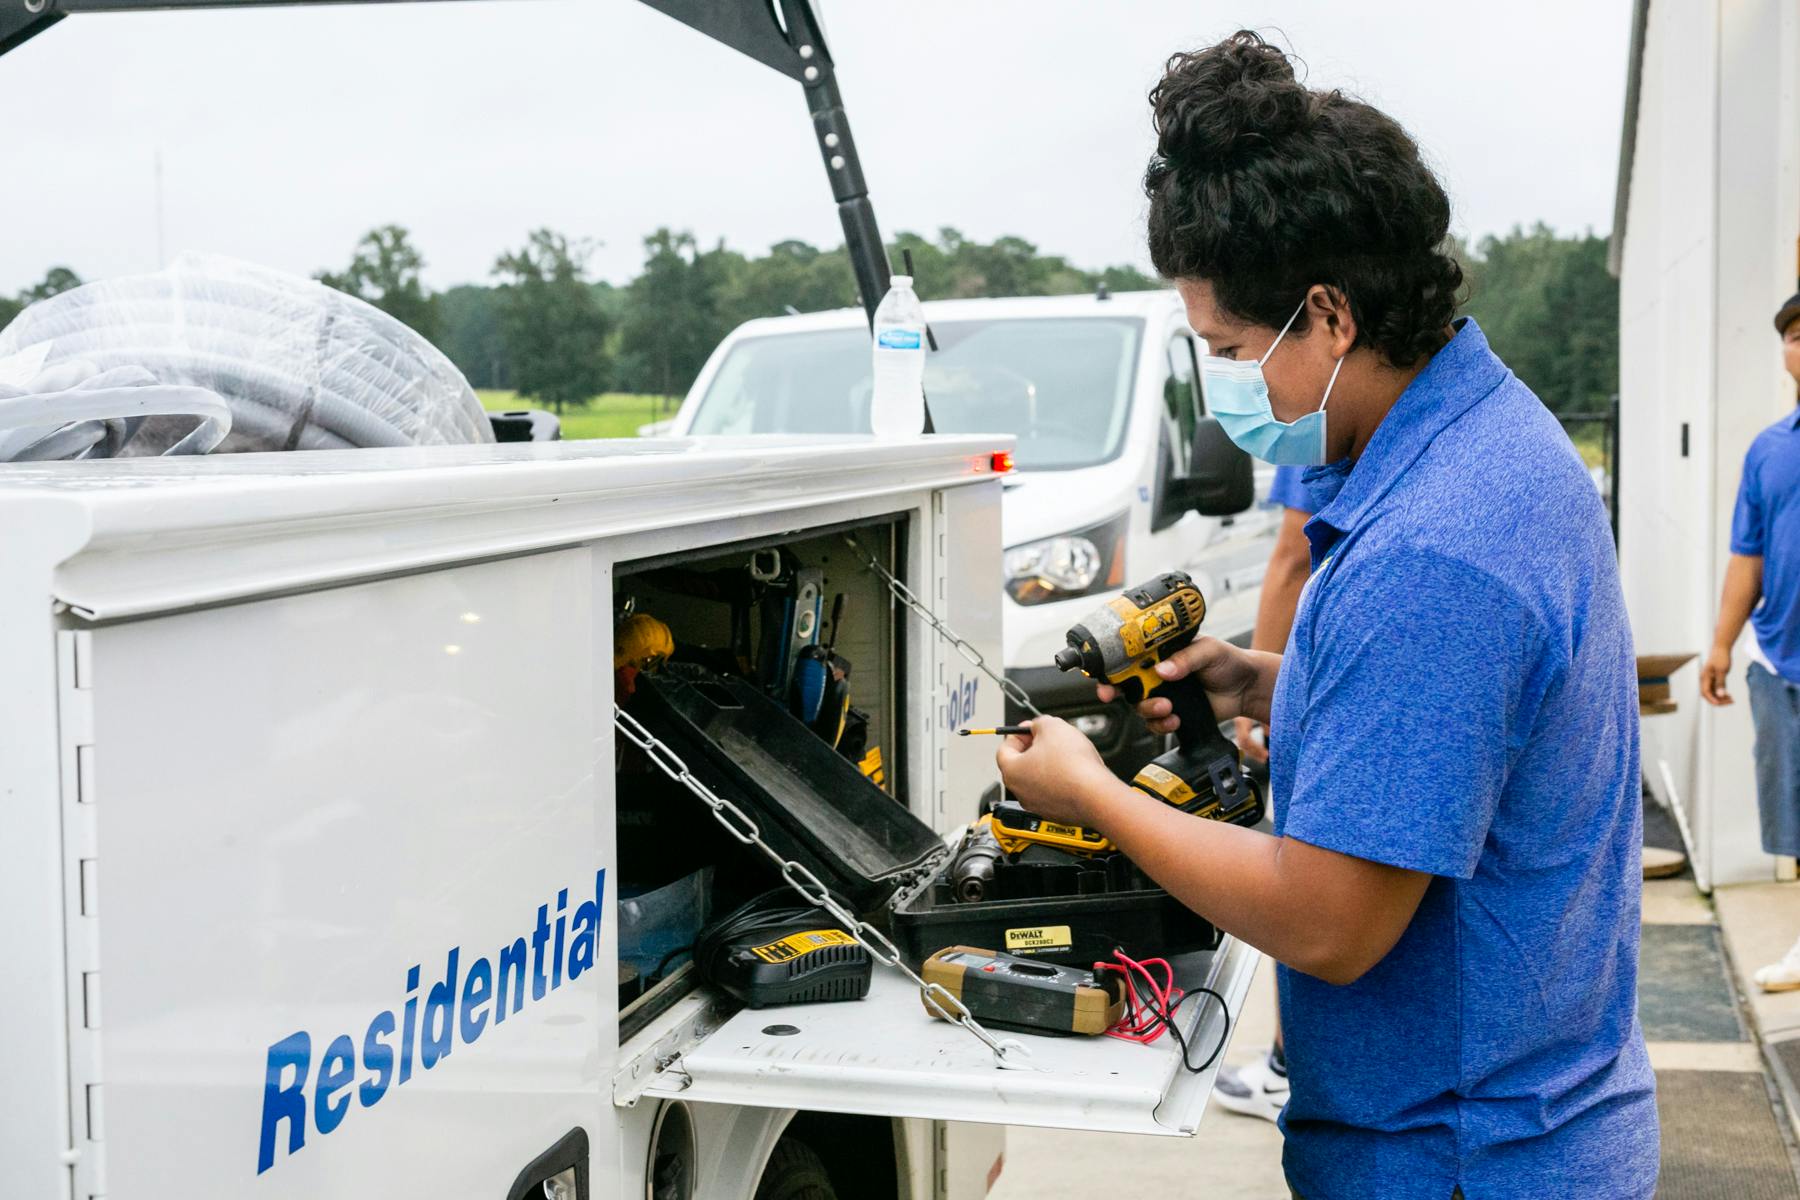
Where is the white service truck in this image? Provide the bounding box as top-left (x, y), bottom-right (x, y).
top-left (666, 291), bottom-right (1285, 775)
top-left (0, 5), bottom-right (1260, 1195)
top-left (0, 436), bottom-right (1258, 1198)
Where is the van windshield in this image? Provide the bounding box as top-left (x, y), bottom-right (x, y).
top-left (685, 317), bottom-right (1143, 470)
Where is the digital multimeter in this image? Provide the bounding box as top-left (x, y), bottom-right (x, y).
top-left (919, 946), bottom-right (1125, 1035)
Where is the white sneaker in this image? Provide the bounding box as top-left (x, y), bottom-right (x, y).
top-left (1754, 937), bottom-right (1800, 993)
top-left (1212, 1047), bottom-right (1289, 1122)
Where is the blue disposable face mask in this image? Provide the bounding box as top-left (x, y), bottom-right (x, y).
top-left (1200, 301), bottom-right (1345, 466)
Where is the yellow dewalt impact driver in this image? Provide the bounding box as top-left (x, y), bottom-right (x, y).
top-left (985, 570), bottom-right (1263, 859)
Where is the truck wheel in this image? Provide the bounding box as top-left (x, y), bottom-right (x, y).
top-left (754, 1137), bottom-right (838, 1200)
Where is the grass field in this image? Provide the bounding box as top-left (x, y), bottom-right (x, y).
top-left (478, 390), bottom-right (678, 440)
top-left (479, 387), bottom-right (1616, 473)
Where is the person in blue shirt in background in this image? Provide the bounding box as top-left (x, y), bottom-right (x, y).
top-left (996, 31), bottom-right (1657, 1200)
top-left (1233, 466), bottom-right (1318, 775)
top-left (1211, 461), bottom-right (1313, 1124)
top-left (1702, 291), bottom-right (1800, 991)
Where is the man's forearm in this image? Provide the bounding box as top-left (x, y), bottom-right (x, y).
top-left (1252, 509), bottom-right (1312, 655)
top-left (1713, 555), bottom-right (1764, 650)
top-left (1251, 558), bottom-right (1309, 654)
top-left (1234, 649), bottom-right (1284, 725)
top-left (1085, 778), bottom-right (1374, 982)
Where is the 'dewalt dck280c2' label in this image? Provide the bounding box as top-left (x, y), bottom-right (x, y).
top-left (257, 870), bottom-right (606, 1175)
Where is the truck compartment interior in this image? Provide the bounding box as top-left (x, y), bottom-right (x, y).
top-left (613, 518), bottom-right (910, 1042)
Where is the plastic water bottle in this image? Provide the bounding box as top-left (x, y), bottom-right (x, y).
top-left (870, 275), bottom-right (926, 436)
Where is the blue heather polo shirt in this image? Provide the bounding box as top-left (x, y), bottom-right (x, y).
top-left (1268, 319), bottom-right (1658, 1199)
top-left (1269, 463), bottom-right (1315, 514)
top-left (1730, 408), bottom-right (1800, 682)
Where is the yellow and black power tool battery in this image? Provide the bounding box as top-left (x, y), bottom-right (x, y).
top-left (921, 946), bottom-right (1125, 1036)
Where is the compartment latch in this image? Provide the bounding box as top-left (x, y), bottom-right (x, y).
top-left (653, 1053), bottom-right (693, 1092)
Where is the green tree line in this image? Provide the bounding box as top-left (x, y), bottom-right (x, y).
top-left (0, 223), bottom-right (1616, 420)
top-left (0, 266), bottom-right (84, 330)
top-left (260, 224), bottom-right (1168, 412)
top-left (1456, 223), bottom-right (1619, 417)
top-left (359, 224), bottom-right (1164, 411)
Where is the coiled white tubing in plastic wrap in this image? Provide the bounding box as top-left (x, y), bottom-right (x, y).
top-left (0, 253), bottom-right (492, 459)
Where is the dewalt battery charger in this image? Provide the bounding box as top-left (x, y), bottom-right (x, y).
top-left (695, 890), bottom-right (872, 1008)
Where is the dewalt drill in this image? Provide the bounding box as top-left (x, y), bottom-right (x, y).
top-left (984, 571), bottom-right (1263, 860)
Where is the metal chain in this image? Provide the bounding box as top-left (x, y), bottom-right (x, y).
top-left (840, 533), bottom-right (1043, 718)
top-left (614, 707), bottom-right (1031, 1069)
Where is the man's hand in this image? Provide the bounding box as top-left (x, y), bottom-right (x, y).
top-left (1234, 716), bottom-right (1270, 765)
top-left (1700, 646), bottom-right (1734, 706)
top-left (1096, 637), bottom-right (1280, 733)
top-left (1705, 555), bottom-right (1762, 707)
top-left (995, 716), bottom-right (1119, 827)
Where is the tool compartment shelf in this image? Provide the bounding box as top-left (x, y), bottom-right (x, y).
top-left (620, 936), bottom-right (1260, 1137)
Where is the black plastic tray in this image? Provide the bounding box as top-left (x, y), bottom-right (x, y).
top-left (891, 855), bottom-right (1219, 969)
top-left (629, 666), bottom-right (944, 913)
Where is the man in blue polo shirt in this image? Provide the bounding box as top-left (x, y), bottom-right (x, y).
top-left (999, 33), bottom-right (1656, 1196)
top-left (1233, 465), bottom-right (1317, 772)
top-left (1259, 316), bottom-right (1654, 1197)
top-left (1703, 291), bottom-right (1800, 991)
top-left (998, 310), bottom-right (1657, 1197)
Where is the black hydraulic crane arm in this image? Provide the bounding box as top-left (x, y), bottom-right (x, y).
top-left (0, 0), bottom-right (896, 328)
top-left (637, 0), bottom-right (891, 327)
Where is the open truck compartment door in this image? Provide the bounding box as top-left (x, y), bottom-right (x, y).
top-left (607, 484), bottom-right (1261, 1141)
top-left (610, 660), bottom-right (1258, 1140)
top-left (618, 937), bottom-right (1257, 1136)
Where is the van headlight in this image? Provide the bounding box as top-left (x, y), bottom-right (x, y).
top-left (1004, 512), bottom-right (1127, 606)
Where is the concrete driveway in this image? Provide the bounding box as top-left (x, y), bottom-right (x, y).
top-left (990, 958), bottom-right (1289, 1199)
top-left (990, 874), bottom-right (1800, 1200)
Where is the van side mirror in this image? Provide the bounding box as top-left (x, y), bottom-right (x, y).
top-left (1185, 417), bottom-right (1254, 517)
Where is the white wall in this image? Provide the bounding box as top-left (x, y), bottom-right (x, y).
top-left (1620, 0), bottom-right (1800, 888)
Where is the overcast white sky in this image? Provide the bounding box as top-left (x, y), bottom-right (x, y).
top-left (0, 0), bottom-right (1631, 293)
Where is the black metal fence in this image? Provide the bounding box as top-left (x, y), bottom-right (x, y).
top-left (1557, 393), bottom-right (1620, 545)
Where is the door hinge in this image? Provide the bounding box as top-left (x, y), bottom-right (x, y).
top-left (653, 1054), bottom-right (692, 1092)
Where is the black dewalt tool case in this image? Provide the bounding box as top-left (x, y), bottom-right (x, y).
top-left (629, 663), bottom-right (1218, 968)
top-left (889, 854), bottom-right (1217, 967)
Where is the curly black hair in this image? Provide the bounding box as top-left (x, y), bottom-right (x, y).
top-left (1144, 31), bottom-right (1462, 367)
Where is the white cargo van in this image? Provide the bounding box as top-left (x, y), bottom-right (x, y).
top-left (0, 436), bottom-right (1258, 1199)
top-left (667, 291), bottom-right (1283, 773)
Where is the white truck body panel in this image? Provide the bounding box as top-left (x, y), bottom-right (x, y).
top-left (0, 435), bottom-right (1254, 1198)
top-left (80, 551), bottom-right (609, 1196)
